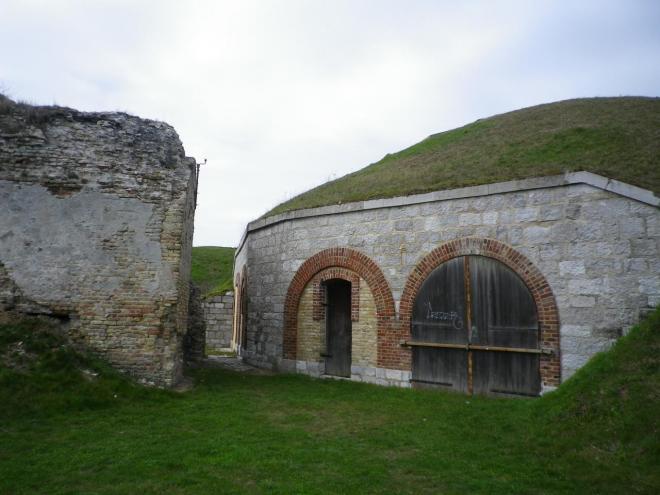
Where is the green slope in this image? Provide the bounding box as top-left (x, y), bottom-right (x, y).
top-left (191, 246), bottom-right (236, 297)
top-left (266, 97), bottom-right (660, 217)
top-left (532, 309), bottom-right (660, 488)
top-left (0, 310), bottom-right (658, 493)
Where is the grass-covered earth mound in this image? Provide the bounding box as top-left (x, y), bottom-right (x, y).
top-left (267, 97), bottom-right (660, 217)
top-left (1, 311), bottom-right (658, 494)
top-left (191, 246), bottom-right (235, 297)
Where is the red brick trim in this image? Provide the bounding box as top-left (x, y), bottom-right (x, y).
top-left (235, 266), bottom-right (248, 350)
top-left (283, 248), bottom-right (395, 361)
top-left (397, 237), bottom-right (561, 386)
top-left (312, 268), bottom-right (360, 322)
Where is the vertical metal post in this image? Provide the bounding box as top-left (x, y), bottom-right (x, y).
top-left (464, 256), bottom-right (473, 394)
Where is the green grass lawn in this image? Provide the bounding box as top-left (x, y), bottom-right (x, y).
top-left (191, 246), bottom-right (236, 297)
top-left (266, 97), bottom-right (660, 217)
top-left (1, 311), bottom-right (659, 494)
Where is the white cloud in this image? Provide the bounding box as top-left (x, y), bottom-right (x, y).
top-left (1, 0), bottom-right (658, 246)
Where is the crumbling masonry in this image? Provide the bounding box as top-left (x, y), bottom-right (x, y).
top-left (0, 96), bottom-right (198, 386)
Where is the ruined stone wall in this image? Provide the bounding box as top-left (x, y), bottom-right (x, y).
top-left (235, 173), bottom-right (659, 386)
top-left (0, 97), bottom-right (197, 386)
top-left (184, 283), bottom-right (206, 364)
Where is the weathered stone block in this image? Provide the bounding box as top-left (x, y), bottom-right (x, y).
top-left (539, 205), bottom-right (562, 221)
top-left (394, 219), bottom-right (413, 231)
top-left (631, 238), bottom-right (657, 257)
top-left (515, 207), bottom-right (539, 222)
top-left (561, 324), bottom-right (592, 337)
top-left (568, 279), bottom-right (604, 296)
top-left (459, 213), bottom-right (481, 226)
top-left (570, 296), bottom-right (596, 307)
top-left (523, 225), bottom-right (551, 244)
top-left (559, 261), bottom-right (586, 276)
top-left (619, 217), bottom-right (645, 238)
top-left (482, 211), bottom-right (498, 225)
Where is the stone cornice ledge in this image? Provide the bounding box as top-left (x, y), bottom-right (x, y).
top-left (235, 171), bottom-right (658, 256)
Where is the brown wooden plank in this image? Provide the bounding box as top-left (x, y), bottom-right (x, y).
top-left (465, 256), bottom-right (473, 394)
top-left (469, 256), bottom-right (541, 396)
top-left (411, 257), bottom-right (468, 391)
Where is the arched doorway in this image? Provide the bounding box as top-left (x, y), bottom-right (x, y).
top-left (282, 247), bottom-right (395, 367)
top-left (410, 255), bottom-right (541, 396)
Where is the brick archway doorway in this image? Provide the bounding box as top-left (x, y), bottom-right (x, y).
top-left (410, 255), bottom-right (541, 396)
top-left (399, 237), bottom-right (560, 395)
top-left (283, 247), bottom-right (395, 366)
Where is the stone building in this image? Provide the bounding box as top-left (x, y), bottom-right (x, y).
top-left (0, 96), bottom-right (198, 387)
top-left (233, 172), bottom-right (659, 395)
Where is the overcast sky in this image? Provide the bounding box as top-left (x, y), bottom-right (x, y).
top-left (1, 0), bottom-right (659, 246)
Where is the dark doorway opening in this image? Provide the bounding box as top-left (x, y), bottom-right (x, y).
top-left (324, 279), bottom-right (352, 377)
top-left (410, 256), bottom-right (540, 396)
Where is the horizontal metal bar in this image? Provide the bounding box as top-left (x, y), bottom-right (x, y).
top-left (489, 388), bottom-right (540, 397)
top-left (401, 341), bottom-right (552, 355)
top-left (410, 379), bottom-right (454, 387)
top-left (402, 341), bottom-right (468, 350)
top-left (469, 344), bottom-right (543, 354)
top-left (412, 322), bottom-right (538, 331)
top-left (488, 325), bottom-right (540, 331)
top-left (411, 320), bottom-right (460, 328)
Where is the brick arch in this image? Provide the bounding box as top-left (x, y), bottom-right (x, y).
top-left (283, 247), bottom-right (396, 362)
top-left (398, 237), bottom-right (561, 387)
top-left (232, 265), bottom-right (248, 352)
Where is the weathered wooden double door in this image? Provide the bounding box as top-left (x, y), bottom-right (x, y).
top-left (410, 256), bottom-right (541, 396)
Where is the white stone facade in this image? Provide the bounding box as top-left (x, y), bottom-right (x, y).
top-left (234, 173), bottom-right (659, 384)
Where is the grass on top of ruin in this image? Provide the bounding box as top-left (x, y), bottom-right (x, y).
top-left (1, 311), bottom-right (659, 494)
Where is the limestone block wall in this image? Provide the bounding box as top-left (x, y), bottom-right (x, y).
top-left (296, 283), bottom-right (321, 362)
top-left (353, 285), bottom-right (378, 367)
top-left (234, 173), bottom-right (659, 386)
top-left (0, 97), bottom-right (198, 386)
top-left (203, 293), bottom-right (234, 350)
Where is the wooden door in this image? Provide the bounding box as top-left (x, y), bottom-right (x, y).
top-left (469, 256), bottom-right (540, 396)
top-left (411, 257), bottom-right (468, 391)
top-left (410, 256), bottom-right (541, 396)
top-left (325, 279), bottom-right (352, 377)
